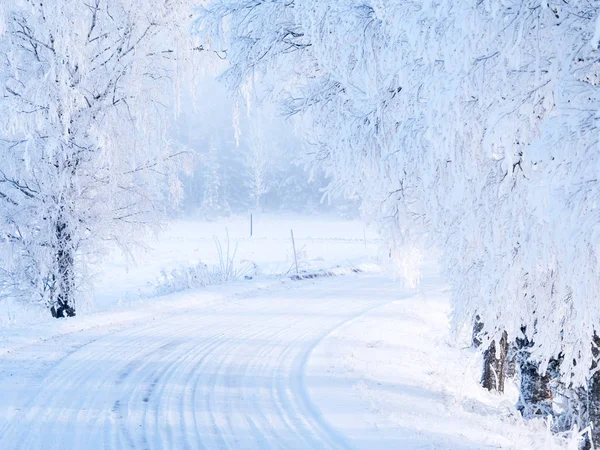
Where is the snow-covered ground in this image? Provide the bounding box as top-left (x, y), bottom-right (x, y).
top-left (0, 216), bottom-right (574, 449)
top-left (0, 214), bottom-right (380, 328)
top-left (93, 214), bottom-right (381, 312)
top-left (308, 266), bottom-right (572, 449)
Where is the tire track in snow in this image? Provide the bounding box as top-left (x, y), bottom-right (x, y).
top-left (0, 275), bottom-right (393, 449)
top-left (1, 323), bottom-right (169, 449)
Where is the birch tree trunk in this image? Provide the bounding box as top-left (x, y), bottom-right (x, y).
top-left (481, 331), bottom-right (509, 393)
top-left (516, 330), bottom-right (556, 419)
top-left (583, 334), bottom-right (600, 449)
top-left (51, 217), bottom-right (76, 318)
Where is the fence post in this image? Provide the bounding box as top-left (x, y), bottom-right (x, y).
top-left (291, 229), bottom-right (299, 275)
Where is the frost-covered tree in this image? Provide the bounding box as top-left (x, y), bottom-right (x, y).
top-left (245, 117), bottom-right (272, 211)
top-left (171, 76), bottom-right (344, 216)
top-left (0, 0), bottom-right (197, 317)
top-left (196, 0), bottom-right (600, 442)
top-left (200, 139), bottom-right (230, 218)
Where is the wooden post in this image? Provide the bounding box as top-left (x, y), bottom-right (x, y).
top-left (291, 229), bottom-right (298, 275)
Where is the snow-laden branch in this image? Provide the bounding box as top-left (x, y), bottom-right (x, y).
top-left (194, 0), bottom-right (600, 389)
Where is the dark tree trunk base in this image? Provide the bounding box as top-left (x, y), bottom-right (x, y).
top-left (583, 334), bottom-right (600, 449)
top-left (482, 331), bottom-right (509, 393)
top-left (516, 328), bottom-right (557, 420)
top-left (516, 360), bottom-right (553, 419)
top-left (51, 299), bottom-right (76, 318)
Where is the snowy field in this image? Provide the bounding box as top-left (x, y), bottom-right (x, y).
top-left (0, 216), bottom-right (573, 449)
top-left (92, 214), bottom-right (381, 313)
top-left (0, 215), bottom-right (380, 327)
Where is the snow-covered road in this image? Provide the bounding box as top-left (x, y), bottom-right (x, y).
top-left (0, 272), bottom-right (567, 449)
top-left (0, 276), bottom-right (393, 450)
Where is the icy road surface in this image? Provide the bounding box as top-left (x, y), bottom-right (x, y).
top-left (0, 273), bottom-right (566, 449)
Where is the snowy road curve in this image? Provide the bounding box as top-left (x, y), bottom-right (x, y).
top-left (0, 276), bottom-right (391, 450)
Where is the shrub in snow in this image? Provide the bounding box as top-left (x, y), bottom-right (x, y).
top-left (154, 259), bottom-right (259, 296)
top-left (154, 232), bottom-right (259, 296)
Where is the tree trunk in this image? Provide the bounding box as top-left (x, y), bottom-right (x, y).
top-left (481, 331), bottom-right (509, 393)
top-left (583, 334), bottom-right (600, 449)
top-left (50, 219), bottom-right (76, 318)
top-left (516, 329), bottom-right (555, 419)
top-left (560, 335), bottom-right (600, 450)
top-left (505, 342), bottom-right (518, 379)
top-left (517, 360), bottom-right (553, 418)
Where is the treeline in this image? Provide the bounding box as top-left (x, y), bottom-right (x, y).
top-left (172, 82), bottom-right (356, 218)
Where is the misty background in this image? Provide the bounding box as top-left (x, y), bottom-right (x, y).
top-left (171, 69), bottom-right (358, 220)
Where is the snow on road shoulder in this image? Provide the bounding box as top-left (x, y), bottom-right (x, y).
top-left (306, 269), bottom-right (572, 449)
